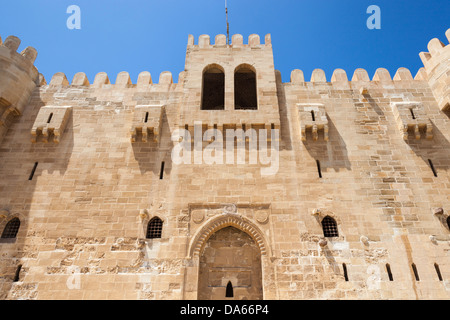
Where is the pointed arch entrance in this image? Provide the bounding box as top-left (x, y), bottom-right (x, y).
top-left (197, 226), bottom-right (263, 300)
top-left (183, 213), bottom-right (276, 300)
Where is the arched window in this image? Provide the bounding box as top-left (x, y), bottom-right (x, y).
top-left (1, 217), bottom-right (20, 239)
top-left (322, 216), bottom-right (338, 237)
top-left (146, 217), bottom-right (163, 239)
top-left (201, 65), bottom-right (225, 110)
top-left (225, 281), bottom-right (234, 298)
top-left (234, 64), bottom-right (257, 110)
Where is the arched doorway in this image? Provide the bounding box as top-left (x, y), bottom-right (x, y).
top-left (197, 226), bottom-right (263, 300)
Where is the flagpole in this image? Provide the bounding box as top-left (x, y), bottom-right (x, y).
top-left (226, 0), bottom-right (230, 45)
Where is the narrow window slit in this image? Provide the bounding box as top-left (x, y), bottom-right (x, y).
top-left (411, 263), bottom-right (420, 281)
top-left (159, 161), bottom-right (165, 180)
top-left (428, 159), bottom-right (437, 177)
top-left (434, 263), bottom-right (443, 281)
top-left (342, 263), bottom-right (349, 281)
top-left (311, 110), bottom-right (316, 121)
top-left (225, 281), bottom-right (234, 298)
top-left (144, 112), bottom-right (149, 123)
top-left (409, 108), bottom-right (416, 120)
top-left (386, 264), bottom-right (393, 281)
top-left (47, 113), bottom-right (53, 124)
top-left (13, 265), bottom-right (22, 282)
top-left (316, 160), bottom-right (322, 178)
top-left (29, 162), bottom-right (38, 181)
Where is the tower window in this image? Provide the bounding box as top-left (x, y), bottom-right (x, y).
top-left (234, 64), bottom-right (257, 110)
top-left (1, 217), bottom-right (20, 239)
top-left (146, 217), bottom-right (163, 239)
top-left (201, 65), bottom-right (225, 110)
top-left (322, 216), bottom-right (338, 237)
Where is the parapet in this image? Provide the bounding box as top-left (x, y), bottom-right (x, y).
top-left (419, 28), bottom-right (450, 111)
top-left (287, 67), bottom-right (427, 88)
top-left (187, 33), bottom-right (272, 48)
top-left (46, 70), bottom-right (181, 90)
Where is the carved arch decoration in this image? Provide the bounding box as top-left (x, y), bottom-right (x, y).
top-left (188, 213), bottom-right (271, 259)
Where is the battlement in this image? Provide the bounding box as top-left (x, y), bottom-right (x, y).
top-left (0, 35), bottom-right (38, 65)
top-left (288, 66), bottom-right (426, 86)
top-left (0, 34), bottom-right (40, 143)
top-left (44, 70), bottom-right (185, 90)
top-left (187, 33), bottom-right (271, 48)
top-left (419, 29), bottom-right (450, 111)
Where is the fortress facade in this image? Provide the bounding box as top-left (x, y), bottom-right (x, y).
top-left (0, 29), bottom-right (449, 300)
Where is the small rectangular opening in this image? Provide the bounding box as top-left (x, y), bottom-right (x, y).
top-left (13, 265), bottom-right (22, 282)
top-left (434, 263), bottom-right (443, 281)
top-left (386, 264), bottom-right (393, 281)
top-left (28, 162), bottom-right (38, 181)
top-left (342, 263), bottom-right (349, 281)
top-left (159, 161), bottom-right (165, 180)
top-left (411, 263), bottom-right (420, 281)
top-left (409, 108), bottom-right (416, 120)
top-left (316, 160), bottom-right (322, 178)
top-left (428, 159), bottom-right (437, 177)
top-left (47, 113), bottom-right (53, 124)
top-left (144, 112), bottom-right (149, 123)
top-left (311, 110), bottom-right (316, 121)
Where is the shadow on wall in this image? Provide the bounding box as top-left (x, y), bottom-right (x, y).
top-left (131, 106), bottom-right (172, 177)
top-left (406, 122), bottom-right (450, 173)
top-left (302, 115), bottom-right (352, 172)
top-left (275, 70), bottom-right (292, 151)
top-left (0, 92), bottom-right (74, 299)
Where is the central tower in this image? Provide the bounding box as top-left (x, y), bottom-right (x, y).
top-left (180, 33), bottom-right (280, 138)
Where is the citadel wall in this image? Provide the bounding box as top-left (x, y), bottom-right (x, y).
top-left (0, 30), bottom-right (449, 300)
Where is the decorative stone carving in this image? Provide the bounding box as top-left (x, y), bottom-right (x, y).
top-left (192, 210), bottom-right (205, 224)
top-left (254, 210), bottom-right (269, 224)
top-left (223, 203), bottom-right (237, 214)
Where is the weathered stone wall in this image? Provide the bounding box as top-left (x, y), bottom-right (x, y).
top-left (0, 31), bottom-right (449, 300)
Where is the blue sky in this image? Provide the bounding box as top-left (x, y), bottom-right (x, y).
top-left (1, 0), bottom-right (449, 83)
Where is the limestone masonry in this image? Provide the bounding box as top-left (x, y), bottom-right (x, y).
top-left (0, 29), bottom-right (449, 300)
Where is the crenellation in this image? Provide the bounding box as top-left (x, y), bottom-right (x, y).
top-left (115, 71), bottom-right (132, 88)
top-left (3, 35), bottom-right (20, 52)
top-left (49, 72), bottom-right (69, 87)
top-left (394, 68), bottom-right (414, 81)
top-left (71, 72), bottom-right (90, 87)
top-left (311, 69), bottom-right (327, 83)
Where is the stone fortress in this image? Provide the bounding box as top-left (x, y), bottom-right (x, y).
top-left (0, 28), bottom-right (449, 300)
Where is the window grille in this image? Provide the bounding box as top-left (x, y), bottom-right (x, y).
top-left (322, 216), bottom-right (338, 237)
top-left (1, 218), bottom-right (20, 239)
top-left (146, 217), bottom-right (163, 239)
